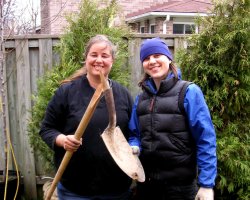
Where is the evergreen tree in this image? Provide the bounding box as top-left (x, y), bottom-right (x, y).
top-left (28, 0), bottom-right (132, 171)
top-left (177, 0), bottom-right (250, 199)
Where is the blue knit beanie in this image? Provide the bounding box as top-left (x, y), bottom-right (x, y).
top-left (140, 37), bottom-right (173, 62)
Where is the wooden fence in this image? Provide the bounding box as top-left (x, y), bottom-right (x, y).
top-left (0, 34), bottom-right (188, 199)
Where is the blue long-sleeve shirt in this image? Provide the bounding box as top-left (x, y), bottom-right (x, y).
top-left (129, 75), bottom-right (217, 188)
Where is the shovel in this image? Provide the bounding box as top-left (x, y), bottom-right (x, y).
top-left (100, 73), bottom-right (145, 182)
top-left (45, 73), bottom-right (105, 200)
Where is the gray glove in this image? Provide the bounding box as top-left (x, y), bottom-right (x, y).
top-left (131, 146), bottom-right (140, 156)
top-left (195, 187), bottom-right (214, 200)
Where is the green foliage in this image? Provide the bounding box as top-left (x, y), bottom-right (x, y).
top-left (28, 0), bottom-right (132, 171)
top-left (176, 0), bottom-right (250, 199)
top-left (57, 0), bottom-right (131, 86)
top-left (28, 62), bottom-right (80, 170)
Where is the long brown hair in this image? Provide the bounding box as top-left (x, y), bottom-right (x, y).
top-left (61, 34), bottom-right (117, 84)
top-left (138, 62), bottom-right (178, 87)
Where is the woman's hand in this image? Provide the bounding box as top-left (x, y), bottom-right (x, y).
top-left (195, 187), bottom-right (214, 200)
top-left (56, 134), bottom-right (82, 152)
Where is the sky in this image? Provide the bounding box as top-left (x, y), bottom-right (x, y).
top-left (14, 0), bottom-right (41, 25)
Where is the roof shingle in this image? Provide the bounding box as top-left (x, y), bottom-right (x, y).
top-left (126, 0), bottom-right (213, 18)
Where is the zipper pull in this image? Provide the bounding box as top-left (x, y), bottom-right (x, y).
top-left (149, 96), bottom-right (155, 112)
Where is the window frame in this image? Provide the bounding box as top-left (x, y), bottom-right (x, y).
top-left (140, 21), bottom-right (145, 33)
top-left (149, 18), bottom-right (156, 34)
top-left (140, 26), bottom-right (145, 33)
top-left (150, 24), bottom-right (155, 34)
top-left (173, 22), bottom-right (197, 34)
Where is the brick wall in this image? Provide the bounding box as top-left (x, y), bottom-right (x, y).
top-left (167, 21), bottom-right (173, 35)
top-left (41, 0), bottom-right (50, 34)
top-left (41, 0), bottom-right (81, 34)
top-left (155, 18), bottom-right (164, 34)
top-left (128, 17), bottom-right (176, 35)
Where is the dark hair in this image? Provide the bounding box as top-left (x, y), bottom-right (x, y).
top-left (138, 62), bottom-right (178, 87)
top-left (61, 35), bottom-right (116, 84)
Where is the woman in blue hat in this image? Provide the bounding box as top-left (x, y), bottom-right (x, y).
top-left (129, 37), bottom-right (217, 200)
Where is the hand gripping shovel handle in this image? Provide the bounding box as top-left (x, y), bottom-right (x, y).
top-left (45, 76), bottom-right (104, 200)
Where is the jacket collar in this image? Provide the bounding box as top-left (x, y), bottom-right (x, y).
top-left (142, 77), bottom-right (178, 95)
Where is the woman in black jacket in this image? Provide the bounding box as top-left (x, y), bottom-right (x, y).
top-left (40, 35), bottom-right (134, 200)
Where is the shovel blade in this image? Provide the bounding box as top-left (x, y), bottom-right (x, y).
top-left (101, 127), bottom-right (145, 182)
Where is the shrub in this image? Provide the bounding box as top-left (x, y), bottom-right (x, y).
top-left (177, 0), bottom-right (250, 199)
top-left (176, 0), bottom-right (250, 199)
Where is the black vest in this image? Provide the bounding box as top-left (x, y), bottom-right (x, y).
top-left (137, 78), bottom-right (197, 183)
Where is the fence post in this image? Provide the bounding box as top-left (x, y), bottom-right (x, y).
top-left (15, 39), bottom-right (37, 200)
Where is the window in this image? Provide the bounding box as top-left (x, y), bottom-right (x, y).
top-left (185, 24), bottom-right (195, 34)
top-left (173, 24), bottom-right (184, 34)
top-left (140, 26), bottom-right (145, 33)
top-left (173, 24), bottom-right (196, 34)
top-left (150, 25), bottom-right (155, 34)
top-left (149, 18), bottom-right (156, 34)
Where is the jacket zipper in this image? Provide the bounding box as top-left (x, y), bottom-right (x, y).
top-left (149, 96), bottom-right (155, 152)
top-left (149, 96), bottom-right (155, 112)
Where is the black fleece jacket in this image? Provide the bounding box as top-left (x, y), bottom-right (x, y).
top-left (39, 75), bottom-right (133, 195)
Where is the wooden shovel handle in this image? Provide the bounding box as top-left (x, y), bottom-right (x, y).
top-left (103, 88), bottom-right (116, 129)
top-left (45, 81), bottom-right (104, 200)
top-left (100, 72), bottom-right (116, 129)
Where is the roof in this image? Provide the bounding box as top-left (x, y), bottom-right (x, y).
top-left (126, 0), bottom-right (213, 22)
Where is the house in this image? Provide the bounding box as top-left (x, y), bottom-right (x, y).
top-left (40, 0), bottom-right (212, 35)
top-left (40, 0), bottom-right (171, 34)
top-left (126, 0), bottom-right (213, 34)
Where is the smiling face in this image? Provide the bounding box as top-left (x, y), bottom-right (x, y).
top-left (86, 41), bottom-right (114, 80)
top-left (142, 54), bottom-right (171, 84)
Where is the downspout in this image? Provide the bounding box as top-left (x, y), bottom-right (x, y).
top-left (163, 14), bottom-right (170, 34)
